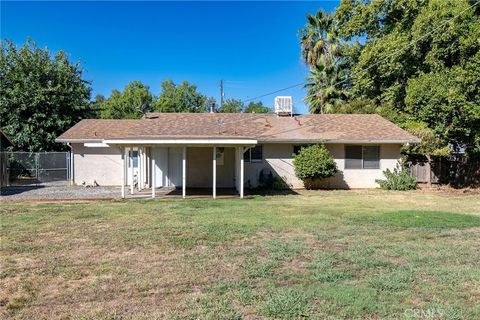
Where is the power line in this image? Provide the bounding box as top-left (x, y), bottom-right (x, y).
top-left (242, 0), bottom-right (480, 104)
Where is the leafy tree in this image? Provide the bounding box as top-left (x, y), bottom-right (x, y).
top-left (293, 144), bottom-right (337, 188)
top-left (154, 80), bottom-right (207, 113)
top-left (244, 101), bottom-right (270, 113)
top-left (220, 99), bottom-right (243, 113)
top-left (0, 39), bottom-right (91, 151)
top-left (205, 97), bottom-right (217, 113)
top-left (332, 0), bottom-right (480, 155)
top-left (87, 94), bottom-right (105, 118)
top-left (100, 81), bottom-right (153, 119)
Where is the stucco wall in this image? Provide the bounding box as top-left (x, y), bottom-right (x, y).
top-left (244, 143), bottom-right (401, 189)
top-left (186, 147), bottom-right (235, 188)
top-left (72, 143), bottom-right (122, 186)
top-left (72, 143), bottom-right (401, 189)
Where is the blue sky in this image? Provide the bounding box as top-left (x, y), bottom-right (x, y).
top-left (2, 1), bottom-right (339, 114)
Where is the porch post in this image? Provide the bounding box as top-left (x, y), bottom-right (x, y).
top-left (182, 147), bottom-right (186, 199)
top-left (212, 146), bottom-right (216, 199)
top-left (151, 156), bottom-right (156, 198)
top-left (130, 148), bottom-right (134, 195)
top-left (138, 148), bottom-right (142, 191)
top-left (121, 147), bottom-right (125, 199)
top-left (240, 147), bottom-right (244, 198)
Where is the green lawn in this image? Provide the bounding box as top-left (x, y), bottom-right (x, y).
top-left (1, 190), bottom-right (479, 319)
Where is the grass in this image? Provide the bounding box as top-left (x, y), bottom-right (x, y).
top-left (1, 189), bottom-right (480, 319)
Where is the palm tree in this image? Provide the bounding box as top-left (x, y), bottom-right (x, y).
top-left (304, 62), bottom-right (348, 114)
top-left (299, 11), bottom-right (340, 70)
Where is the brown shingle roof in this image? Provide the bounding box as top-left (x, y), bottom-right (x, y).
top-left (56, 113), bottom-right (420, 143)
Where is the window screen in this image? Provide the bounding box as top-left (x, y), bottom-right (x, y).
top-left (362, 146), bottom-right (380, 169)
top-left (345, 146), bottom-right (362, 169)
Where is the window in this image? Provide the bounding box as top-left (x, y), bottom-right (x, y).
top-left (345, 145), bottom-right (380, 169)
top-left (293, 145), bottom-right (312, 155)
top-left (244, 145), bottom-right (263, 162)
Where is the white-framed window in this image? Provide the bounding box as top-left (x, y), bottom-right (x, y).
top-left (345, 145), bottom-right (380, 169)
top-left (244, 145), bottom-right (263, 162)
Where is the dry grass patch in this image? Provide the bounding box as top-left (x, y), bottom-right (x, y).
top-left (1, 190), bottom-right (479, 319)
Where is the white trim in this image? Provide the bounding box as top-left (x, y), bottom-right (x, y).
top-left (83, 142), bottom-right (109, 147)
top-left (257, 139), bottom-right (419, 144)
top-left (103, 139), bottom-right (257, 145)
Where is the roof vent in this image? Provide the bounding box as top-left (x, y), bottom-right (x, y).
top-left (274, 96), bottom-right (293, 116)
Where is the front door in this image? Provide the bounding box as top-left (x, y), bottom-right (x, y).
top-left (127, 149), bottom-right (139, 186)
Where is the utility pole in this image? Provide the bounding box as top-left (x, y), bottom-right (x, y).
top-left (220, 80), bottom-right (224, 111)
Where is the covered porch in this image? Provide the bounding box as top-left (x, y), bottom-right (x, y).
top-left (107, 139), bottom-right (256, 199)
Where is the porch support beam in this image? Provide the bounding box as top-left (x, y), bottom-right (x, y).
top-left (121, 147), bottom-right (126, 199)
top-left (182, 147), bottom-right (186, 199)
top-left (240, 147), bottom-right (244, 199)
top-left (138, 148), bottom-right (142, 191)
top-left (130, 148), bottom-right (134, 195)
top-left (151, 156), bottom-right (156, 198)
top-left (212, 146), bottom-right (216, 199)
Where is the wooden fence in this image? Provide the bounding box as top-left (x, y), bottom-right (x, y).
top-left (407, 155), bottom-right (480, 187)
top-left (0, 152), bottom-right (7, 187)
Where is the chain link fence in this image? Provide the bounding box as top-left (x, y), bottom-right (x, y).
top-left (0, 152), bottom-right (70, 186)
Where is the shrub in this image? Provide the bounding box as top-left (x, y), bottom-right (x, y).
top-left (376, 165), bottom-right (417, 190)
top-left (293, 144), bottom-right (337, 184)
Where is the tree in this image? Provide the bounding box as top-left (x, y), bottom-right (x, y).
top-left (293, 144), bottom-right (337, 189)
top-left (220, 99), bottom-right (243, 113)
top-left (99, 81), bottom-right (153, 119)
top-left (244, 101), bottom-right (270, 113)
top-left (304, 62), bottom-right (349, 114)
top-left (332, 0), bottom-right (480, 155)
top-left (299, 10), bottom-right (340, 69)
top-left (0, 39), bottom-right (91, 151)
top-left (300, 10), bottom-right (351, 114)
top-left (154, 80), bottom-right (207, 113)
top-left (87, 94), bottom-right (105, 118)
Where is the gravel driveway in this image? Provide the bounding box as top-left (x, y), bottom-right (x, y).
top-left (0, 185), bottom-right (120, 201)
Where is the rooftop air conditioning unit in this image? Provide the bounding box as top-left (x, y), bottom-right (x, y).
top-left (274, 96), bottom-right (293, 116)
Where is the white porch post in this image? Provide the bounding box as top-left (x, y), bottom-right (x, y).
top-left (212, 146), bottom-right (216, 199)
top-left (240, 147), bottom-right (244, 199)
top-left (182, 147), bottom-right (187, 199)
top-left (130, 148), bottom-right (134, 195)
top-left (138, 148), bottom-right (142, 191)
top-left (121, 147), bottom-right (126, 199)
top-left (151, 156), bottom-right (156, 198)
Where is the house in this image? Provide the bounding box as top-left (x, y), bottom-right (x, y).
top-left (55, 112), bottom-right (419, 198)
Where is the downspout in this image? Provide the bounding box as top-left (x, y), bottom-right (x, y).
top-left (67, 143), bottom-right (74, 186)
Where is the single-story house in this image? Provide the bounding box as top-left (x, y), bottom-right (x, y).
top-left (56, 112), bottom-right (420, 198)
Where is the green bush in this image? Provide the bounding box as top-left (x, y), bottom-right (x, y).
top-left (376, 165), bottom-right (417, 190)
top-left (293, 144), bottom-right (337, 183)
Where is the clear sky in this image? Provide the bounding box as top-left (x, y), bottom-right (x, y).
top-left (1, 1), bottom-right (339, 114)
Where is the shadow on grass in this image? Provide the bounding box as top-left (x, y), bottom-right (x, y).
top-left (359, 210), bottom-right (480, 229)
